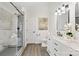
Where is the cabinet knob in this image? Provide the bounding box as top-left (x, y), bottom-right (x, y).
top-left (54, 43), bottom-right (58, 46)
top-left (54, 53), bottom-right (57, 56)
top-left (69, 54), bottom-right (72, 56)
top-left (33, 31), bottom-right (35, 33)
top-left (17, 27), bottom-right (20, 30)
top-left (49, 38), bottom-right (50, 40)
top-left (54, 48), bottom-right (58, 52)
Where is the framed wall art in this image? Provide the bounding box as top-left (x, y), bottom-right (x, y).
top-left (38, 17), bottom-right (48, 30)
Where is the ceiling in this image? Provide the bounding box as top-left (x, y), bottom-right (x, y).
top-left (0, 2), bottom-right (66, 14)
top-left (0, 2), bottom-right (18, 14)
top-left (0, 2), bottom-right (49, 14)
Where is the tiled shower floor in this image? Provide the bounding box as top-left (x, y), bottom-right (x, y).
top-left (0, 47), bottom-right (16, 56)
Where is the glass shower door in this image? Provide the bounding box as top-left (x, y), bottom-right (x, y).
top-left (16, 15), bottom-right (24, 55)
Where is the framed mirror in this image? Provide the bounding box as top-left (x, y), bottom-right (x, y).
top-left (55, 4), bottom-right (70, 36)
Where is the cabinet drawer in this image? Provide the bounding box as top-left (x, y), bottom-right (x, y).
top-left (53, 53), bottom-right (60, 56)
top-left (69, 49), bottom-right (79, 56)
top-left (47, 38), bottom-right (79, 56)
top-left (47, 48), bottom-right (54, 56)
top-left (53, 41), bottom-right (79, 56)
top-left (51, 40), bottom-right (72, 56)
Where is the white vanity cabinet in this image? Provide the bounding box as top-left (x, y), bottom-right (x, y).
top-left (47, 37), bottom-right (79, 56)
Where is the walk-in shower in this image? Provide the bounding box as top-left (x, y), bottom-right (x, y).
top-left (0, 2), bottom-right (24, 56)
top-left (0, 3), bottom-right (16, 56)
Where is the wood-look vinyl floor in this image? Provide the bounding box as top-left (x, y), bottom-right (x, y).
top-left (22, 44), bottom-right (49, 56)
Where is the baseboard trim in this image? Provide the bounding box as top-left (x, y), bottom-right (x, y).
top-left (27, 43), bottom-right (42, 45)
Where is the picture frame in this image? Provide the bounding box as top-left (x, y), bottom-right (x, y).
top-left (38, 17), bottom-right (48, 30)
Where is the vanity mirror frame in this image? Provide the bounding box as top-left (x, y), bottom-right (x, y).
top-left (75, 2), bottom-right (79, 31)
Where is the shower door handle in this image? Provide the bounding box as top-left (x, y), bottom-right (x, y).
top-left (17, 27), bottom-right (20, 30)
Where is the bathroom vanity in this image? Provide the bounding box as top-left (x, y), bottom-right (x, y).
top-left (47, 35), bottom-right (79, 56)
top-left (47, 2), bottom-right (79, 56)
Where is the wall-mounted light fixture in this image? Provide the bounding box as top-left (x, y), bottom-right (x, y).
top-left (55, 8), bottom-right (62, 15)
top-left (61, 4), bottom-right (65, 14)
top-left (58, 8), bottom-right (62, 15)
top-left (55, 4), bottom-right (69, 15)
top-left (55, 10), bottom-right (58, 15)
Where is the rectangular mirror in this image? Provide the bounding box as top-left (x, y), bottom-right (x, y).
top-left (55, 4), bottom-right (70, 36)
top-left (57, 11), bottom-right (69, 32)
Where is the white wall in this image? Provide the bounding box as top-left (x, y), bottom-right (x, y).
top-left (0, 4), bottom-right (18, 50)
top-left (9, 14), bottom-right (18, 46)
top-left (0, 7), bottom-right (12, 45)
top-left (0, 7), bottom-right (12, 52)
top-left (25, 3), bottom-right (49, 43)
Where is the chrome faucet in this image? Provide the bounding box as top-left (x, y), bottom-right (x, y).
top-left (57, 32), bottom-right (63, 37)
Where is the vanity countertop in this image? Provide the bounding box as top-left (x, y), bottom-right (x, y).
top-left (51, 35), bottom-right (79, 51)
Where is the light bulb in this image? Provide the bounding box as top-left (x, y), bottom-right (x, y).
top-left (57, 9), bottom-right (62, 15)
top-left (55, 10), bottom-right (58, 15)
top-left (57, 9), bottom-right (61, 13)
top-left (58, 12), bottom-right (61, 15)
top-left (61, 6), bottom-right (65, 11)
top-left (61, 6), bottom-right (65, 14)
top-left (55, 12), bottom-right (57, 15)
